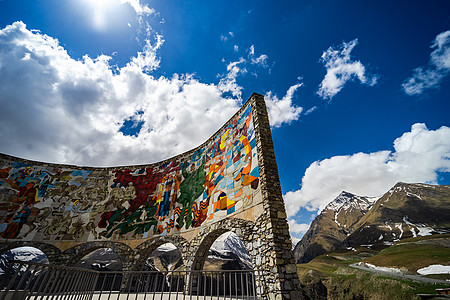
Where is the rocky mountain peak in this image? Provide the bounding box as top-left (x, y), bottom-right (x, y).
top-left (325, 191), bottom-right (378, 213)
top-left (295, 182), bottom-right (450, 264)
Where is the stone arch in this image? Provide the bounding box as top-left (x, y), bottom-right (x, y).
top-left (131, 235), bottom-right (189, 270)
top-left (62, 241), bottom-right (133, 270)
top-left (187, 218), bottom-right (255, 271)
top-left (0, 241), bottom-right (62, 265)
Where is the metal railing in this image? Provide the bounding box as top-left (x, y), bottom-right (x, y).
top-left (0, 261), bottom-right (257, 300)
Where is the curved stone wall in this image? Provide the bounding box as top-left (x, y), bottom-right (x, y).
top-left (0, 93), bottom-right (302, 299)
top-left (0, 98), bottom-right (262, 243)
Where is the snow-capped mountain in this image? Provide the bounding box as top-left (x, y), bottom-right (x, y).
top-left (207, 231), bottom-right (252, 270)
top-left (146, 243), bottom-right (183, 272)
top-left (294, 191), bottom-right (378, 263)
top-left (0, 247), bottom-right (48, 276)
top-left (294, 182), bottom-right (450, 263)
top-left (74, 247), bottom-right (122, 271)
top-left (343, 182), bottom-right (450, 248)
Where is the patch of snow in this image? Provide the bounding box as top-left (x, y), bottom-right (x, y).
top-left (334, 211), bottom-right (341, 227)
top-left (92, 262), bottom-right (111, 268)
top-left (414, 183), bottom-right (435, 189)
top-left (406, 192), bottom-right (422, 200)
top-left (417, 265), bottom-right (450, 275)
top-left (10, 247), bottom-right (44, 254)
top-left (325, 192), bottom-right (378, 212)
top-left (346, 247), bottom-right (356, 251)
top-left (417, 226), bottom-right (433, 236)
top-left (361, 244), bottom-right (373, 248)
top-left (395, 223), bottom-right (404, 239)
top-left (378, 234), bottom-right (384, 241)
top-left (383, 241), bottom-right (395, 246)
top-left (157, 243), bottom-right (178, 252)
top-left (402, 216), bottom-right (432, 237)
top-left (386, 223), bottom-right (392, 231)
top-left (365, 263), bottom-right (403, 274)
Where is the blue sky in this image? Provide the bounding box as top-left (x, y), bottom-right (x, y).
top-left (0, 0), bottom-right (449, 241)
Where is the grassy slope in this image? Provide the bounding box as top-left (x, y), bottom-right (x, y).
top-left (297, 236), bottom-right (450, 299)
top-left (363, 234), bottom-right (450, 274)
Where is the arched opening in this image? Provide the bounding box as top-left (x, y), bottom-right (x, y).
top-left (0, 246), bottom-right (49, 290)
top-left (190, 230), bottom-right (255, 297)
top-left (205, 231), bottom-right (252, 271)
top-left (143, 243), bottom-right (184, 272)
top-left (73, 248), bottom-right (123, 292)
top-left (73, 247), bottom-right (122, 271)
top-left (129, 243), bottom-right (185, 294)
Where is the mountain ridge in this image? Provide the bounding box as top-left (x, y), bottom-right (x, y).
top-left (294, 182), bottom-right (450, 263)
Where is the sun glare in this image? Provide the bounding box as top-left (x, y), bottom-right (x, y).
top-left (82, 0), bottom-right (125, 32)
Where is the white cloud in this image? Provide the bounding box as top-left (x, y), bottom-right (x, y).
top-left (247, 45), bottom-right (269, 68)
top-left (288, 219), bottom-right (310, 235)
top-left (304, 106), bottom-right (318, 116)
top-left (265, 83), bottom-right (303, 127)
top-left (120, 0), bottom-right (155, 16)
top-left (0, 22), bottom-right (304, 167)
top-left (248, 45), bottom-right (255, 56)
top-left (402, 30), bottom-right (450, 95)
top-left (127, 33), bottom-right (164, 72)
top-left (218, 57), bottom-right (247, 99)
top-left (0, 22), bottom-right (240, 166)
top-left (317, 39), bottom-right (377, 100)
top-left (218, 46), bottom-right (270, 98)
top-left (284, 123), bottom-right (450, 217)
top-left (220, 32), bottom-right (234, 42)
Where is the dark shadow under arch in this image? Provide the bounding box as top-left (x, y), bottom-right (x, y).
top-left (63, 241), bottom-right (132, 268)
top-left (73, 247), bottom-right (123, 271)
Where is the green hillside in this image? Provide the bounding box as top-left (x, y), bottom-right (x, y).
top-left (297, 236), bottom-right (450, 299)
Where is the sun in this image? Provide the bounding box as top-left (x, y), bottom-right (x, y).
top-left (81, 0), bottom-right (125, 32)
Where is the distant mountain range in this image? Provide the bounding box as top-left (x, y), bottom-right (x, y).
top-left (206, 231), bottom-right (252, 270)
top-left (294, 182), bottom-right (450, 263)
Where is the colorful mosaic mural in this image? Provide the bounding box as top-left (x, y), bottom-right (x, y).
top-left (0, 104), bottom-right (262, 241)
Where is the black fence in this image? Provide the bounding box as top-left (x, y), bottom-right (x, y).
top-left (0, 261), bottom-right (257, 299)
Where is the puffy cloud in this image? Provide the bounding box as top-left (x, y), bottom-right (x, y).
top-left (0, 21), bottom-right (303, 168)
top-left (0, 22), bottom-right (240, 166)
top-left (218, 46), bottom-right (269, 98)
top-left (248, 45), bottom-right (269, 68)
top-left (127, 34), bottom-right (164, 72)
top-left (317, 39), bottom-right (377, 100)
top-left (265, 83), bottom-right (303, 127)
top-left (218, 57), bottom-right (247, 99)
top-left (217, 45), bottom-right (302, 127)
top-left (284, 123), bottom-right (450, 216)
top-left (402, 30), bottom-right (450, 95)
top-left (288, 219), bottom-right (310, 235)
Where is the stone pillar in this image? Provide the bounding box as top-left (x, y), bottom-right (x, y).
top-left (249, 93), bottom-right (303, 300)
